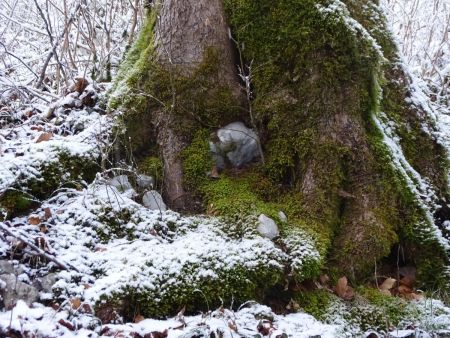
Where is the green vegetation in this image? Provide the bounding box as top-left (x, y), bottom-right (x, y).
top-left (0, 150), bottom-right (99, 218)
top-left (107, 0), bottom-right (450, 313)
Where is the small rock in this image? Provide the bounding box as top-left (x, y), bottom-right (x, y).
top-left (210, 122), bottom-right (260, 168)
top-left (257, 214), bottom-right (279, 239)
top-left (0, 261), bottom-right (15, 275)
top-left (136, 175), bottom-right (155, 189)
top-left (278, 211), bottom-right (287, 222)
top-left (142, 191), bottom-right (167, 211)
top-left (108, 175), bottom-right (133, 192)
top-left (40, 272), bottom-right (58, 293)
top-left (0, 274), bottom-right (39, 308)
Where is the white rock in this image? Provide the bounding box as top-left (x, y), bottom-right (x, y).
top-left (108, 175), bottom-right (132, 192)
top-left (278, 211), bottom-right (287, 222)
top-left (143, 190), bottom-right (167, 211)
top-left (211, 121), bottom-right (260, 168)
top-left (257, 214), bottom-right (279, 240)
top-left (136, 174), bottom-right (155, 189)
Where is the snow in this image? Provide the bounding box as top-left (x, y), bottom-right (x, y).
top-left (0, 302), bottom-right (339, 338)
top-left (0, 0), bottom-right (449, 336)
top-left (0, 107), bottom-right (111, 194)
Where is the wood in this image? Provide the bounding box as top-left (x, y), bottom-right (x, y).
top-left (151, 0), bottom-right (242, 210)
top-left (0, 222), bottom-right (79, 272)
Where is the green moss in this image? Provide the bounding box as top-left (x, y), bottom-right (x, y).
top-left (113, 264), bottom-right (282, 319)
top-left (182, 130), bottom-right (214, 191)
top-left (137, 156), bottom-right (163, 189)
top-left (96, 208), bottom-right (136, 243)
top-left (361, 287), bottom-right (420, 326)
top-left (0, 190), bottom-right (38, 218)
top-left (295, 289), bottom-right (332, 320)
top-left (26, 151), bottom-right (99, 199)
top-left (0, 151), bottom-right (98, 218)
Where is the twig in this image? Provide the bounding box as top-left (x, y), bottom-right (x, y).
top-left (0, 222), bottom-right (80, 272)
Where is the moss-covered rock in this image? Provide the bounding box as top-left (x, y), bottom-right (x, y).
top-left (0, 150), bottom-right (99, 218)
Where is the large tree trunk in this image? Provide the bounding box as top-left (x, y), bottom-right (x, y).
top-left (112, 0), bottom-right (450, 289)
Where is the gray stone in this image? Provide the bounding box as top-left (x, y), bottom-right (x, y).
top-left (40, 272), bottom-right (58, 293)
top-left (0, 273), bottom-right (39, 308)
top-left (143, 191), bottom-right (167, 211)
top-left (210, 122), bottom-right (260, 168)
top-left (108, 175), bottom-right (133, 192)
top-left (257, 214), bottom-right (279, 240)
top-left (0, 260), bottom-right (15, 275)
top-left (0, 261), bottom-right (24, 275)
top-left (136, 175), bottom-right (155, 189)
top-left (278, 211), bottom-right (287, 222)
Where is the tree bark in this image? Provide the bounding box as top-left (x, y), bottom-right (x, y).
top-left (151, 0), bottom-right (242, 210)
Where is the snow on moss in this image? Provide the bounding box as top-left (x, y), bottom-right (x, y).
top-left (374, 113), bottom-right (450, 252)
top-left (316, 0), bottom-right (384, 58)
top-left (0, 108), bottom-right (110, 193)
top-left (8, 182), bottom-right (319, 317)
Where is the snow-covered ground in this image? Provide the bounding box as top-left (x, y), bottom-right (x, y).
top-left (0, 0), bottom-right (449, 337)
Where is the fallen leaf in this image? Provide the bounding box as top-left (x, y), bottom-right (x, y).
top-left (134, 315), bottom-right (145, 323)
top-left (44, 207), bottom-right (52, 220)
top-left (28, 215), bottom-right (41, 225)
top-left (319, 274), bottom-right (330, 285)
top-left (144, 330), bottom-right (168, 338)
top-left (58, 319), bottom-right (74, 331)
top-left (335, 276), bottom-right (348, 298)
top-left (380, 278), bottom-right (396, 291)
top-left (80, 303), bottom-right (93, 314)
top-left (210, 165), bottom-right (220, 179)
top-left (228, 320), bottom-right (238, 331)
top-left (36, 132), bottom-right (53, 143)
top-left (70, 297), bottom-right (81, 310)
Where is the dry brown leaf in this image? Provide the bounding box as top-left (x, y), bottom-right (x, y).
top-left (36, 132), bottom-right (53, 143)
top-left (210, 165), bottom-right (220, 179)
top-left (58, 319), bottom-right (74, 331)
top-left (228, 319), bottom-right (238, 332)
top-left (70, 297), bottom-right (81, 310)
top-left (44, 207), bottom-right (52, 220)
top-left (28, 215), bottom-right (41, 225)
top-left (134, 315), bottom-right (145, 323)
top-left (319, 274), bottom-right (330, 285)
top-left (380, 278), bottom-right (396, 291)
top-left (335, 276), bottom-right (348, 298)
top-left (334, 276), bottom-right (354, 300)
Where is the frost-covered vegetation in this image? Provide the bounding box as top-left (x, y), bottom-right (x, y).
top-left (0, 0), bottom-right (450, 337)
